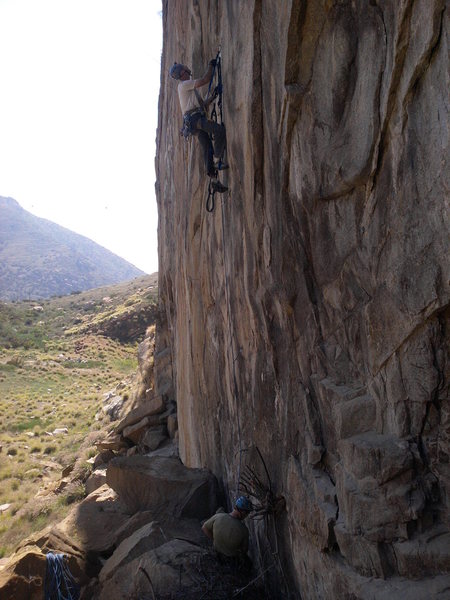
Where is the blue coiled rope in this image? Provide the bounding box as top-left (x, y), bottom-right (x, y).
top-left (44, 552), bottom-right (80, 600)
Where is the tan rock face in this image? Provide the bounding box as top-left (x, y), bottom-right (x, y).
top-left (156, 0), bottom-right (449, 597)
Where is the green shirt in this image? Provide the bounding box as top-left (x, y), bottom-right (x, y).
top-left (203, 513), bottom-right (249, 557)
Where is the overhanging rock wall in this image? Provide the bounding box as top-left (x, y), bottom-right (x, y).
top-left (156, 1), bottom-right (449, 597)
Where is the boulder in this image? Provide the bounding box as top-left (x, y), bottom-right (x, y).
top-left (122, 416), bottom-right (153, 444)
top-left (61, 463), bottom-right (74, 478)
top-left (96, 433), bottom-right (128, 452)
top-left (15, 526), bottom-right (86, 562)
top-left (85, 468), bottom-right (107, 495)
top-left (0, 545), bottom-right (46, 600)
top-left (102, 395), bottom-right (124, 421)
top-left (54, 485), bottom-right (131, 555)
top-left (115, 396), bottom-right (165, 434)
top-left (99, 518), bottom-right (206, 585)
top-left (98, 540), bottom-right (208, 600)
top-left (106, 455), bottom-right (218, 518)
top-left (0, 527), bottom-right (89, 600)
top-left (140, 426), bottom-right (167, 451)
top-left (99, 521), bottom-right (164, 583)
top-left (112, 510), bottom-right (158, 547)
top-left (146, 440), bottom-right (180, 459)
top-left (93, 450), bottom-right (115, 469)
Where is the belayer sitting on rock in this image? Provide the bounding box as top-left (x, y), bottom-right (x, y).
top-left (201, 496), bottom-right (253, 571)
top-left (170, 59), bottom-right (228, 194)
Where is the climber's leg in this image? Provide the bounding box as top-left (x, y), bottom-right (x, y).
top-left (195, 129), bottom-right (216, 178)
top-left (198, 117), bottom-right (226, 158)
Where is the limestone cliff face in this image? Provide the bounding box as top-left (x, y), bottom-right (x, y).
top-left (156, 1), bottom-right (449, 597)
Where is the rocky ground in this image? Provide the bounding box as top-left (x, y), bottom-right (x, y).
top-left (0, 281), bottom-right (270, 598)
top-left (0, 375), bottom-right (269, 599)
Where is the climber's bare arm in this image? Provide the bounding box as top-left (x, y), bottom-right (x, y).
top-left (201, 523), bottom-right (213, 540)
top-left (193, 64), bottom-right (214, 89)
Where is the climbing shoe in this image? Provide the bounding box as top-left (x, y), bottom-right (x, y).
top-left (211, 180), bottom-right (228, 194)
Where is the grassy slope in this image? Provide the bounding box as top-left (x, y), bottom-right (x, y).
top-left (0, 274), bottom-right (158, 556)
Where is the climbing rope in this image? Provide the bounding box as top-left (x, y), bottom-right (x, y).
top-left (44, 552), bottom-right (80, 600)
top-left (220, 192), bottom-right (243, 499)
top-left (211, 51), bottom-right (288, 599)
top-left (206, 47), bottom-right (225, 214)
top-left (206, 48), bottom-right (222, 116)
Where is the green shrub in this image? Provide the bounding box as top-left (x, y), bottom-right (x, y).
top-left (59, 484), bottom-right (85, 506)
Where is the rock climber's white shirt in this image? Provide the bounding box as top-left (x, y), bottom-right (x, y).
top-left (178, 78), bottom-right (204, 114)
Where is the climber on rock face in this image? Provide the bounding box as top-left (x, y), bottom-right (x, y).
top-left (201, 496), bottom-right (253, 570)
top-left (170, 59), bottom-right (228, 194)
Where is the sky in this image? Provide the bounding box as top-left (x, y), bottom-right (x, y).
top-left (0, 0), bottom-right (162, 274)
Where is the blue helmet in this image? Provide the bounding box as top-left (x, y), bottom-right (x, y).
top-left (169, 62), bottom-right (191, 80)
top-left (235, 496), bottom-right (253, 512)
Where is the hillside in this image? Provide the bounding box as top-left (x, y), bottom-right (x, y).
top-left (0, 196), bottom-right (145, 301)
top-left (0, 274), bottom-right (158, 556)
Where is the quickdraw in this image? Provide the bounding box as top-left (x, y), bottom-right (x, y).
top-left (205, 47), bottom-right (225, 213)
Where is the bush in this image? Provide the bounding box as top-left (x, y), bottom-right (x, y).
top-left (59, 484), bottom-right (85, 506)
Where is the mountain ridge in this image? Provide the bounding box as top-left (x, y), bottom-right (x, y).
top-left (0, 196), bottom-right (146, 301)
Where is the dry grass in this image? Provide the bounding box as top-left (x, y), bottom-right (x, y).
top-left (0, 275), bottom-right (157, 556)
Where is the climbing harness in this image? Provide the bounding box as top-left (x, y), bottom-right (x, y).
top-left (44, 552), bottom-right (80, 600)
top-left (205, 47), bottom-right (226, 213)
top-left (180, 108), bottom-right (205, 139)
